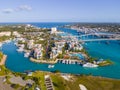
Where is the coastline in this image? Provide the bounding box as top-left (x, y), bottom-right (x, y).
top-left (30, 57), bottom-right (57, 64)
top-left (30, 57), bottom-right (82, 64)
top-left (0, 55), bottom-right (7, 65)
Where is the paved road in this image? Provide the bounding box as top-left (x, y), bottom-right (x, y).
top-left (10, 75), bottom-right (34, 86)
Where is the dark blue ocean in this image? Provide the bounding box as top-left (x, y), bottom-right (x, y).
top-left (2, 23), bottom-right (120, 79)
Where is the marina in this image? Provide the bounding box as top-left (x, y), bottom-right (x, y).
top-left (0, 23), bottom-right (119, 79)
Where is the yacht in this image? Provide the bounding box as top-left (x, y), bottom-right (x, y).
top-left (83, 63), bottom-right (98, 68)
top-left (24, 52), bottom-right (30, 58)
top-left (62, 60), bottom-right (65, 64)
top-left (17, 47), bottom-right (24, 52)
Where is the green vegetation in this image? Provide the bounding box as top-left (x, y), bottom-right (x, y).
top-left (0, 36), bottom-right (11, 42)
top-left (23, 71), bottom-right (120, 90)
top-left (67, 75), bottom-right (120, 90)
top-left (88, 57), bottom-right (97, 63)
top-left (51, 74), bottom-right (69, 90)
top-left (98, 59), bottom-right (113, 66)
top-left (32, 71), bottom-right (46, 90)
top-left (57, 54), bottom-right (64, 59)
top-left (11, 84), bottom-right (20, 89)
top-left (0, 66), bottom-right (10, 76)
top-left (51, 73), bottom-right (120, 90)
top-left (1, 66), bottom-right (120, 90)
top-left (0, 52), bottom-right (3, 62)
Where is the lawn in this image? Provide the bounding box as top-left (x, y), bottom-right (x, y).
top-left (51, 74), bottom-right (120, 90)
top-left (1, 67), bottom-right (120, 90)
top-left (32, 71), bottom-right (47, 90)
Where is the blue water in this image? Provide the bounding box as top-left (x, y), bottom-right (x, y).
top-left (2, 23), bottom-right (120, 79)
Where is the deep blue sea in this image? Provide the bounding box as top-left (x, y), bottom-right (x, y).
top-left (2, 23), bottom-right (120, 79)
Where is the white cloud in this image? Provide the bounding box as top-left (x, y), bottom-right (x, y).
top-left (2, 8), bottom-right (14, 13)
top-left (18, 5), bottom-right (32, 11)
top-left (2, 5), bottom-right (32, 14)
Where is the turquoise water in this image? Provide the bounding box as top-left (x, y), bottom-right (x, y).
top-left (2, 23), bottom-right (120, 79)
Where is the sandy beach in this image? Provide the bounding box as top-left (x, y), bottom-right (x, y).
top-left (0, 55), bottom-right (7, 65)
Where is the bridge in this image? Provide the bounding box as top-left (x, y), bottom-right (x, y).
top-left (61, 33), bottom-right (119, 38)
top-left (61, 33), bottom-right (120, 42)
top-left (79, 38), bottom-right (120, 42)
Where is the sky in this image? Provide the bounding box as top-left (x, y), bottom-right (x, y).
top-left (0, 0), bottom-right (120, 22)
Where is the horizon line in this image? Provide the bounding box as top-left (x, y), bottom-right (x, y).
top-left (0, 21), bottom-right (120, 23)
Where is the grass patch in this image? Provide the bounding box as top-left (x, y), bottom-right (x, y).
top-left (51, 74), bottom-right (70, 90)
top-left (0, 66), bottom-right (10, 76)
top-left (98, 60), bottom-right (113, 66)
top-left (32, 71), bottom-right (47, 90)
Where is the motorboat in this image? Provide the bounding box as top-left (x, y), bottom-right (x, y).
top-left (17, 47), bottom-right (24, 52)
top-left (24, 52), bottom-right (30, 57)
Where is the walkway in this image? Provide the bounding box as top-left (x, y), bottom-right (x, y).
top-left (9, 75), bottom-right (34, 86)
top-left (45, 75), bottom-right (54, 90)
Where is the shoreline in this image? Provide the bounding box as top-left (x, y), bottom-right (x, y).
top-left (0, 55), bottom-right (7, 65)
top-left (30, 57), bottom-right (82, 64)
top-left (30, 57), bottom-right (57, 64)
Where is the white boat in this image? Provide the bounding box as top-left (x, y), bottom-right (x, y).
top-left (24, 52), bottom-right (30, 57)
top-left (48, 65), bottom-right (54, 68)
top-left (66, 60), bottom-right (69, 64)
top-left (62, 60), bottom-right (65, 64)
top-left (17, 48), bottom-right (24, 52)
top-left (68, 60), bottom-right (71, 64)
top-left (83, 63), bottom-right (98, 68)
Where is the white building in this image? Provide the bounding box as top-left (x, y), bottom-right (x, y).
top-left (34, 48), bottom-right (42, 59)
top-left (51, 27), bottom-right (57, 34)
